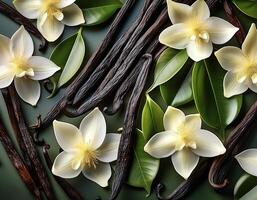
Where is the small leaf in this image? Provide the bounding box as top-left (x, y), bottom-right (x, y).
top-left (83, 4), bottom-right (123, 26)
top-left (234, 174), bottom-right (257, 199)
top-left (232, 0), bottom-right (257, 19)
top-left (142, 94), bottom-right (164, 139)
top-left (47, 28), bottom-right (85, 98)
top-left (192, 60), bottom-right (242, 131)
top-left (148, 49), bottom-right (188, 92)
top-left (127, 129), bottom-right (160, 195)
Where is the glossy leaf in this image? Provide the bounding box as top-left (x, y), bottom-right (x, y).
top-left (148, 49), bottom-right (188, 92)
top-left (234, 174), bottom-right (257, 199)
top-left (127, 129), bottom-right (160, 195)
top-left (232, 0), bottom-right (257, 19)
top-left (239, 186), bottom-right (257, 200)
top-left (47, 28), bottom-right (85, 97)
top-left (192, 60), bottom-right (242, 131)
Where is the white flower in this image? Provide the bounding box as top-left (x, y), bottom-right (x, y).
top-left (13, 0), bottom-right (85, 42)
top-left (159, 0), bottom-right (238, 62)
top-left (0, 26), bottom-right (60, 106)
top-left (215, 24), bottom-right (257, 98)
top-left (235, 149), bottom-right (257, 177)
top-left (52, 108), bottom-right (121, 187)
top-left (144, 106), bottom-right (226, 179)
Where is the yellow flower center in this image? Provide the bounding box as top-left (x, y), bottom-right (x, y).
top-left (10, 57), bottom-right (34, 78)
top-left (236, 61), bottom-right (257, 84)
top-left (42, 0), bottom-right (63, 20)
top-left (186, 18), bottom-right (210, 43)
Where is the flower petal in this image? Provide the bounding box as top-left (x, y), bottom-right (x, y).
top-left (235, 149), bottom-right (257, 176)
top-left (14, 78), bottom-right (40, 106)
top-left (248, 82), bottom-right (257, 93)
top-left (62, 3), bottom-right (85, 26)
top-left (223, 71), bottom-right (248, 98)
top-left (56, 0), bottom-right (76, 8)
top-left (13, 0), bottom-right (42, 19)
top-left (171, 148), bottom-right (199, 179)
top-left (192, 130), bottom-right (226, 157)
top-left (215, 47), bottom-right (247, 71)
top-left (191, 0), bottom-right (210, 20)
top-left (37, 13), bottom-right (64, 42)
top-left (186, 39), bottom-right (213, 62)
top-left (144, 131), bottom-right (178, 158)
top-left (166, 0), bottom-right (192, 24)
top-left (159, 24), bottom-right (190, 50)
top-left (163, 106), bottom-right (185, 132)
top-left (242, 23), bottom-right (257, 61)
top-left (52, 151), bottom-right (82, 178)
top-left (27, 56), bottom-right (60, 80)
top-left (0, 66), bottom-right (15, 88)
top-left (97, 133), bottom-right (121, 163)
top-left (53, 120), bottom-right (82, 152)
top-left (82, 162), bottom-right (111, 187)
top-left (79, 108), bottom-right (106, 150)
top-left (185, 114), bottom-right (202, 132)
top-left (0, 35), bottom-right (11, 65)
top-left (205, 17), bottom-right (238, 44)
top-left (11, 26), bottom-right (34, 59)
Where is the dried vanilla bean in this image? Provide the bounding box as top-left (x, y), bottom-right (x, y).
top-left (110, 54), bottom-right (153, 200)
top-left (0, 0), bottom-right (47, 51)
top-left (43, 144), bottom-right (83, 200)
top-left (0, 119), bottom-right (41, 199)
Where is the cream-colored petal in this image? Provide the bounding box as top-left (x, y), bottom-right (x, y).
top-left (144, 131), bottom-right (178, 158)
top-left (52, 151), bottom-right (82, 178)
top-left (184, 114), bottom-right (202, 132)
top-left (171, 148), bottom-right (199, 179)
top-left (192, 130), bottom-right (226, 157)
top-left (166, 0), bottom-right (192, 24)
top-left (191, 0), bottom-right (210, 20)
top-left (223, 71), bottom-right (248, 98)
top-left (82, 162), bottom-right (111, 187)
top-left (0, 66), bottom-right (15, 88)
top-left (186, 39), bottom-right (213, 62)
top-left (53, 120), bottom-right (82, 152)
top-left (0, 35), bottom-right (11, 65)
top-left (163, 106), bottom-right (185, 132)
top-left (56, 0), bottom-right (76, 8)
top-left (13, 0), bottom-right (42, 19)
top-left (215, 47), bottom-right (247, 71)
top-left (248, 81), bottom-right (257, 93)
top-left (205, 17), bottom-right (238, 44)
top-left (79, 108), bottom-right (106, 150)
top-left (242, 24), bottom-right (257, 61)
top-left (97, 133), bottom-right (121, 163)
top-left (62, 3), bottom-right (85, 26)
top-left (159, 24), bottom-right (190, 50)
top-left (37, 13), bottom-right (64, 42)
top-left (235, 149), bottom-right (257, 176)
top-left (27, 56), bottom-right (60, 80)
top-left (11, 26), bottom-right (34, 59)
top-left (14, 78), bottom-right (40, 106)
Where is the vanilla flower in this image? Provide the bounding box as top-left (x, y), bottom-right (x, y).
top-left (13, 0), bottom-right (85, 42)
top-left (52, 108), bottom-right (121, 187)
top-left (159, 0), bottom-right (238, 62)
top-left (0, 26), bottom-right (60, 106)
top-left (144, 107), bottom-right (226, 179)
top-left (235, 149), bottom-right (257, 177)
top-left (215, 24), bottom-right (257, 98)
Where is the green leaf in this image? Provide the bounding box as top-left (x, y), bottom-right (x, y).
top-left (239, 186), bottom-right (257, 200)
top-left (232, 0), bottom-right (257, 19)
top-left (192, 60), bottom-right (242, 131)
top-left (148, 48), bottom-right (188, 92)
top-left (127, 129), bottom-right (160, 195)
top-left (142, 94), bottom-right (164, 140)
top-left (77, 0), bottom-right (122, 8)
top-left (47, 28), bottom-right (85, 98)
top-left (83, 4), bottom-right (122, 26)
top-left (234, 174), bottom-right (257, 199)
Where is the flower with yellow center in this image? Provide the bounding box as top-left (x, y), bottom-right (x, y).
top-left (13, 0), bottom-right (85, 42)
top-left (215, 24), bottom-right (257, 98)
top-left (159, 0), bottom-right (238, 62)
top-left (52, 108), bottom-right (121, 187)
top-left (0, 26), bottom-right (60, 106)
top-left (144, 106), bottom-right (226, 179)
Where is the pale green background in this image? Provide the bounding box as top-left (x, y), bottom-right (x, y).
top-left (0, 0), bottom-right (257, 199)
